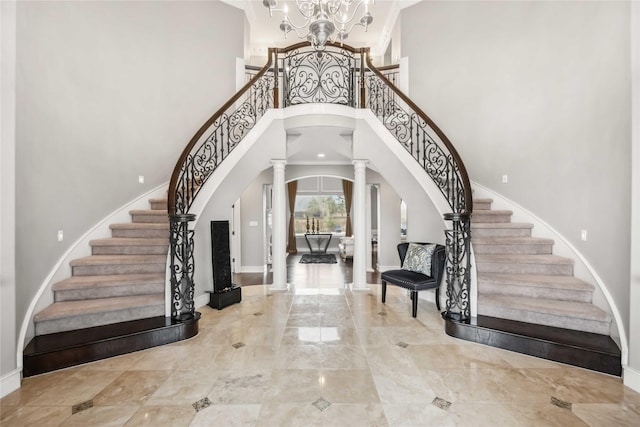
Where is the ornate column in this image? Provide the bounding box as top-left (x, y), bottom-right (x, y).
top-left (352, 160), bottom-right (369, 289)
top-left (271, 160), bottom-right (287, 290)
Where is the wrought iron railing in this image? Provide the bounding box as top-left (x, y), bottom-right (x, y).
top-left (364, 54), bottom-right (472, 320)
top-left (168, 42), bottom-right (472, 322)
top-left (167, 55), bottom-right (275, 319)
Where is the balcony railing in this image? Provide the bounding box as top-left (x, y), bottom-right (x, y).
top-left (168, 42), bottom-right (472, 322)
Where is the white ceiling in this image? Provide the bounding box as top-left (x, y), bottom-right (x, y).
top-left (223, 0), bottom-right (421, 57)
top-left (286, 126), bottom-right (354, 165)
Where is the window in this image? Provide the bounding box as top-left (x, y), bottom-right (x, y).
top-left (294, 195), bottom-right (346, 235)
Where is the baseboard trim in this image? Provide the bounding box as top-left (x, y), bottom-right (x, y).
top-left (239, 266), bottom-right (265, 273)
top-left (377, 264), bottom-right (399, 273)
top-left (0, 368), bottom-right (21, 399)
top-left (624, 365), bottom-right (640, 393)
top-left (195, 293), bottom-right (209, 309)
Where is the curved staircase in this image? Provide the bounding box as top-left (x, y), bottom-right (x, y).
top-left (447, 197), bottom-right (621, 375)
top-left (23, 198), bottom-right (199, 377)
top-left (472, 198), bottom-right (611, 334)
top-left (33, 198), bottom-right (168, 335)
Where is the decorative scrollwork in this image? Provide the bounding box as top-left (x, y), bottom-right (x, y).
top-left (444, 217), bottom-right (471, 320)
top-left (365, 69), bottom-right (472, 321)
top-left (167, 43), bottom-right (472, 323)
top-left (366, 74), bottom-right (468, 214)
top-left (283, 47), bottom-right (357, 107)
top-left (169, 214), bottom-right (196, 320)
top-left (173, 74), bottom-right (274, 215)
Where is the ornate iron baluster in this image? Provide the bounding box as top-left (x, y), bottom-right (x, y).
top-left (169, 213), bottom-right (196, 320)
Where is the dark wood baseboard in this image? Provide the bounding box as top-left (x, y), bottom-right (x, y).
top-left (444, 315), bottom-right (621, 376)
top-left (23, 313), bottom-right (200, 377)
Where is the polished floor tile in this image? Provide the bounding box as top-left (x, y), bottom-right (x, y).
top-left (3, 276), bottom-right (640, 426)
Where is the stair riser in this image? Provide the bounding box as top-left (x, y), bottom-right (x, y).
top-left (479, 281), bottom-right (592, 303)
top-left (474, 202), bottom-right (492, 210)
top-left (471, 227), bottom-right (532, 238)
top-left (472, 213), bottom-right (512, 223)
top-left (111, 229), bottom-right (169, 238)
top-left (150, 201), bottom-right (167, 210)
top-left (34, 304), bottom-right (165, 335)
top-left (472, 243), bottom-right (553, 255)
top-left (476, 262), bottom-right (573, 276)
top-left (72, 264), bottom-right (166, 276)
top-left (131, 214), bottom-right (169, 223)
top-left (55, 283), bottom-right (165, 302)
top-left (92, 246), bottom-right (168, 256)
top-left (477, 305), bottom-right (610, 335)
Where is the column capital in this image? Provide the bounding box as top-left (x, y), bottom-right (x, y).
top-left (352, 159), bottom-right (368, 170)
top-left (271, 159), bottom-right (287, 170)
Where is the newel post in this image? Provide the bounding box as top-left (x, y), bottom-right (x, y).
top-left (442, 212), bottom-right (472, 321)
top-left (169, 213), bottom-right (197, 321)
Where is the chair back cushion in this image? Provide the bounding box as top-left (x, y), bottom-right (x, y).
top-left (397, 242), bottom-right (446, 284)
top-left (401, 243), bottom-right (437, 276)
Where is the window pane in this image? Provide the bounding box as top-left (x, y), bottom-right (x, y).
top-left (294, 195), bottom-right (346, 234)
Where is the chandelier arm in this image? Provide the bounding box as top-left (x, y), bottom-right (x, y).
top-left (284, 16), bottom-right (313, 31)
top-left (286, 25), bottom-right (313, 40)
top-left (295, 0), bottom-right (318, 19)
top-left (266, 0), bottom-right (374, 49)
top-left (342, 19), bottom-right (370, 35)
top-left (333, 1), bottom-right (367, 26)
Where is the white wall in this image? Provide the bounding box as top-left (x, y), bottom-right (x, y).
top-left (1, 0), bottom-right (19, 397)
top-left (239, 169), bottom-right (272, 272)
top-left (14, 1), bottom-right (244, 344)
top-left (402, 0), bottom-right (632, 350)
top-left (628, 1), bottom-right (640, 390)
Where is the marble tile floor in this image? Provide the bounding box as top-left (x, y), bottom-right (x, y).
top-left (2, 284), bottom-right (640, 426)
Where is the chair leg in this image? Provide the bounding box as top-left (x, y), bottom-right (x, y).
top-left (411, 291), bottom-right (418, 318)
top-left (435, 287), bottom-right (441, 311)
top-left (381, 281), bottom-right (387, 303)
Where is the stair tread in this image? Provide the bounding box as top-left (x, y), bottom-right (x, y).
top-left (90, 238), bottom-right (168, 246)
top-left (472, 237), bottom-right (554, 245)
top-left (130, 209), bottom-right (167, 214)
top-left (479, 294), bottom-right (610, 322)
top-left (110, 223), bottom-right (169, 229)
top-left (475, 254), bottom-right (573, 264)
top-left (473, 198), bottom-right (493, 204)
top-left (471, 222), bottom-right (533, 229)
top-left (34, 294), bottom-right (165, 322)
top-left (70, 255), bottom-right (167, 266)
top-left (53, 273), bottom-right (165, 291)
top-left (473, 209), bottom-right (512, 215)
top-left (478, 272), bottom-right (595, 291)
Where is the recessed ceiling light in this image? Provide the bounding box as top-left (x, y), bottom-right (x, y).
top-left (317, 153), bottom-right (326, 158)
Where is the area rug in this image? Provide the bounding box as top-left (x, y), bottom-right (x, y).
top-left (299, 253), bottom-right (337, 264)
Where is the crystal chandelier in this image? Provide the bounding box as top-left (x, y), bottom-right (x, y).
top-left (263, 0), bottom-right (374, 49)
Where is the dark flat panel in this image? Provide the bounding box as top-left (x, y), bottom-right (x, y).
top-left (444, 315), bottom-right (621, 376)
top-left (23, 314), bottom-right (200, 377)
top-left (211, 221), bottom-right (232, 292)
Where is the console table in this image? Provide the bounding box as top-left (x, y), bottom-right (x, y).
top-left (304, 233), bottom-right (332, 253)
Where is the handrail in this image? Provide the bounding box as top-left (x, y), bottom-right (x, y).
top-left (364, 55), bottom-right (473, 216)
top-left (167, 50), bottom-right (276, 215)
top-left (166, 42), bottom-right (472, 321)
